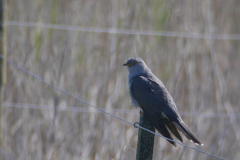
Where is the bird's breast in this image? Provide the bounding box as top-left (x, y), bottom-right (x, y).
top-left (129, 80), bottom-right (140, 108)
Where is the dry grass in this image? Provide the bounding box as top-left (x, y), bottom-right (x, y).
top-left (2, 0), bottom-right (240, 160)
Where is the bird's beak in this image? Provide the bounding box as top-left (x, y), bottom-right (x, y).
top-left (123, 62), bottom-right (130, 66)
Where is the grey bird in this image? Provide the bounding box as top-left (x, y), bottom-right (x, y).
top-left (123, 57), bottom-right (203, 147)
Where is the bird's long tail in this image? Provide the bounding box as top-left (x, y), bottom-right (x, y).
top-left (173, 121), bottom-right (203, 146)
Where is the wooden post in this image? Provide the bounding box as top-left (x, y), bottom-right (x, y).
top-left (136, 112), bottom-right (155, 160)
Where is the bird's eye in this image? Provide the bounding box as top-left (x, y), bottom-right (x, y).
top-left (133, 61), bottom-right (138, 64)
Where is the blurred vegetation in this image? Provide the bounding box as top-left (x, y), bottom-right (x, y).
top-left (2, 0), bottom-right (240, 160)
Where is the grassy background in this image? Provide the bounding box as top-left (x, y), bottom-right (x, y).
top-left (2, 0), bottom-right (240, 159)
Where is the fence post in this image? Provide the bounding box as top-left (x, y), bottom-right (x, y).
top-left (136, 112), bottom-right (155, 160)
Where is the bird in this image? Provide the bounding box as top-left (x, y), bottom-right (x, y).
top-left (123, 57), bottom-right (203, 147)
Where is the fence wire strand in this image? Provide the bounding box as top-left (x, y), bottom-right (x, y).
top-left (4, 21), bottom-right (240, 40)
top-left (0, 54), bottom-right (226, 160)
top-left (4, 102), bottom-right (240, 119)
top-left (0, 148), bottom-right (14, 160)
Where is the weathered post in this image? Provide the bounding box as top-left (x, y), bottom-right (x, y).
top-left (136, 112), bottom-right (155, 160)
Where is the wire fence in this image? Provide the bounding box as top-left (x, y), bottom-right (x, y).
top-left (4, 102), bottom-right (240, 119)
top-left (0, 54), bottom-right (226, 160)
top-left (5, 21), bottom-right (240, 40)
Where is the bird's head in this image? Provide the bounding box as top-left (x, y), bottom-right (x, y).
top-left (123, 57), bottom-right (150, 79)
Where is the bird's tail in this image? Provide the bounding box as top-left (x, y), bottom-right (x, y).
top-left (156, 122), bottom-right (177, 147)
top-left (173, 121), bottom-right (203, 146)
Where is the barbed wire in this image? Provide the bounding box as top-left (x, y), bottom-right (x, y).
top-left (5, 21), bottom-right (240, 40)
top-left (4, 102), bottom-right (240, 119)
top-left (0, 54), bottom-right (226, 160)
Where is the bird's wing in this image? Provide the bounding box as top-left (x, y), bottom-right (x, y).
top-left (130, 76), bottom-right (180, 120)
top-left (131, 76), bottom-right (202, 145)
top-left (130, 76), bottom-right (183, 145)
